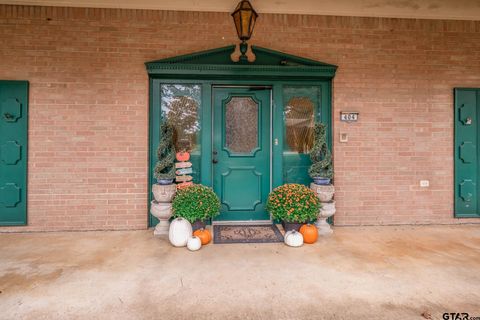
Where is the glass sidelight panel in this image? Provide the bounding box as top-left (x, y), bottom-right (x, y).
top-left (282, 86), bottom-right (321, 185)
top-left (285, 97), bottom-right (315, 153)
top-left (225, 97), bottom-right (258, 154)
top-left (160, 84), bottom-right (201, 182)
top-left (161, 84), bottom-right (201, 152)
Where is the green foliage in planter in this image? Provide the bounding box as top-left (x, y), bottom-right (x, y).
top-left (266, 184), bottom-right (320, 223)
top-left (309, 123), bottom-right (333, 179)
top-left (172, 184), bottom-right (220, 223)
top-left (154, 122), bottom-right (176, 180)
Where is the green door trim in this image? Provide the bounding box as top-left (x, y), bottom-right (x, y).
top-left (454, 88), bottom-right (480, 218)
top-left (0, 80), bottom-right (29, 226)
top-left (146, 46), bottom-right (337, 227)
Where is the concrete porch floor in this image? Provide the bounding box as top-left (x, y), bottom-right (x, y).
top-left (0, 225), bottom-right (479, 320)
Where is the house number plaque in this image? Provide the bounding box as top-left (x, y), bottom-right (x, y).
top-left (340, 112), bottom-right (359, 122)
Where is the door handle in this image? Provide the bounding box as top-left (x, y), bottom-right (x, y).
top-left (212, 159), bottom-right (218, 164)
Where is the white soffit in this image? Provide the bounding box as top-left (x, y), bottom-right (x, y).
top-left (0, 0), bottom-right (479, 21)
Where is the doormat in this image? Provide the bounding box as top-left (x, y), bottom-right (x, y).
top-left (213, 224), bottom-right (284, 244)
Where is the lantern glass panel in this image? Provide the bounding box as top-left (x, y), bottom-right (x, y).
top-left (233, 13), bottom-right (242, 38)
top-left (241, 10), bottom-right (251, 39)
top-left (249, 16), bottom-right (256, 35)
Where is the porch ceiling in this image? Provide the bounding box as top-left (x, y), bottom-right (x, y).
top-left (1, 0), bottom-right (480, 21)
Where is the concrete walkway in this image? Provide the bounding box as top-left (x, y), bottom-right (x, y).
top-left (1, 225), bottom-right (479, 320)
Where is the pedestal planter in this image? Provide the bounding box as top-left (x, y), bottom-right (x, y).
top-left (150, 200), bottom-right (173, 236)
top-left (316, 200), bottom-right (336, 236)
top-left (152, 184), bottom-right (176, 203)
top-left (310, 183), bottom-right (335, 202)
top-left (311, 183), bottom-right (336, 236)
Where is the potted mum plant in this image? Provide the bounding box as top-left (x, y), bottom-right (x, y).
top-left (309, 123), bottom-right (333, 185)
top-left (266, 183), bottom-right (321, 232)
top-left (172, 184), bottom-right (220, 231)
top-left (154, 122), bottom-right (176, 185)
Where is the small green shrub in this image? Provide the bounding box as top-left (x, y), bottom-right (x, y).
top-left (266, 184), bottom-right (320, 223)
top-left (309, 123), bottom-right (333, 179)
top-left (172, 184), bottom-right (220, 223)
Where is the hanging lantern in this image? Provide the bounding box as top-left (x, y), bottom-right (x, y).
top-left (231, 0), bottom-right (258, 62)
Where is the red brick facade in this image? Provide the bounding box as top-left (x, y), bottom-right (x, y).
top-left (0, 5), bottom-right (479, 231)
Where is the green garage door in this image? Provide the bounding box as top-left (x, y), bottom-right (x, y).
top-left (454, 88), bottom-right (480, 217)
top-left (0, 80), bottom-right (28, 225)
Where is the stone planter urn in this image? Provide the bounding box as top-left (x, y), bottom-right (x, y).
top-left (310, 183), bottom-right (335, 202)
top-left (150, 200), bottom-right (173, 236)
top-left (152, 184), bottom-right (176, 203)
top-left (316, 200), bottom-right (336, 236)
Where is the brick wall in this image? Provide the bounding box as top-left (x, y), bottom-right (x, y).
top-left (0, 5), bottom-right (479, 231)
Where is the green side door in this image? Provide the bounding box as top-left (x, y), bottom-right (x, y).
top-left (0, 80), bottom-right (28, 225)
top-left (454, 88), bottom-right (479, 217)
top-left (213, 87), bottom-right (271, 221)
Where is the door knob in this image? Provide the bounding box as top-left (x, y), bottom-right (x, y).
top-left (212, 159), bottom-right (218, 164)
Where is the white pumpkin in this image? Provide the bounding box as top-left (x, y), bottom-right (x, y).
top-left (169, 218), bottom-right (192, 247)
top-left (284, 230), bottom-right (304, 247)
top-left (186, 236), bottom-right (202, 251)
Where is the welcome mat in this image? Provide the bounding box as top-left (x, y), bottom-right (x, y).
top-left (213, 224), bottom-right (284, 244)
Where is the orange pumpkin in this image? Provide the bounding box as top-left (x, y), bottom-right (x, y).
top-left (176, 152), bottom-right (190, 162)
top-left (299, 224), bottom-right (318, 244)
top-left (193, 228), bottom-right (212, 245)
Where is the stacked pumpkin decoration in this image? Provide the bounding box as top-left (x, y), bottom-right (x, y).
top-left (299, 224), bottom-right (318, 244)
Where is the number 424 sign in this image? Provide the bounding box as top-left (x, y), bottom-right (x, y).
top-left (340, 112), bottom-right (359, 122)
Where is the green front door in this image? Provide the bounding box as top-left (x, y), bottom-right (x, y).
top-left (0, 80), bottom-right (28, 225)
top-left (213, 87), bottom-right (271, 221)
